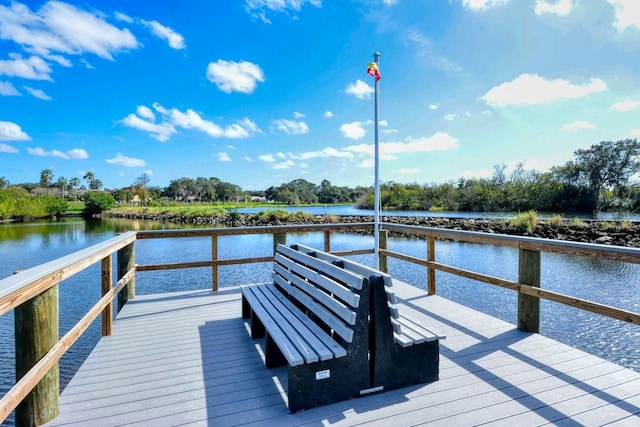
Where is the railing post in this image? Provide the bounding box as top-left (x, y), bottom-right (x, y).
top-left (427, 236), bottom-right (436, 295)
top-left (379, 229), bottom-right (388, 273)
top-left (101, 255), bottom-right (113, 336)
top-left (117, 241), bottom-right (135, 312)
top-left (273, 233), bottom-right (286, 255)
top-left (15, 284), bottom-right (60, 426)
top-left (324, 231), bottom-right (331, 252)
top-left (518, 247), bottom-right (540, 333)
top-left (211, 235), bottom-right (219, 291)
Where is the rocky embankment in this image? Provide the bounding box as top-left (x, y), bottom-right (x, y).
top-left (103, 211), bottom-right (640, 248)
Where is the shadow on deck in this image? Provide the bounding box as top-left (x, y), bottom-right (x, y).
top-left (45, 283), bottom-right (640, 427)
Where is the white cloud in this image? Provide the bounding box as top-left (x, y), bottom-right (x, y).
top-left (482, 73), bottom-right (607, 107)
top-left (610, 100), bottom-right (640, 111)
top-left (27, 147), bottom-right (88, 159)
top-left (0, 54), bottom-right (53, 81)
top-left (444, 113), bottom-right (458, 121)
top-left (293, 111), bottom-right (305, 118)
top-left (0, 143), bottom-right (18, 153)
top-left (122, 112), bottom-right (176, 142)
top-left (345, 79), bottom-right (374, 100)
top-left (535, 0), bottom-right (575, 17)
top-left (323, 110), bottom-right (334, 118)
top-left (340, 121), bottom-right (366, 140)
top-left (357, 159), bottom-right (374, 168)
top-left (461, 0), bottom-right (511, 12)
top-left (206, 59), bottom-right (265, 94)
top-left (0, 120), bottom-right (30, 141)
top-left (0, 2), bottom-right (139, 61)
top-left (259, 154), bottom-right (276, 162)
top-left (560, 120), bottom-right (596, 132)
top-left (607, 0), bottom-right (640, 32)
top-left (273, 159), bottom-right (295, 169)
top-left (141, 19), bottom-right (185, 50)
top-left (123, 103), bottom-right (261, 141)
top-left (216, 152), bottom-right (232, 162)
top-left (346, 132), bottom-right (459, 160)
top-left (271, 119), bottom-right (309, 135)
top-left (106, 152), bottom-right (146, 167)
top-left (136, 105), bottom-right (155, 121)
top-left (115, 12), bottom-right (133, 24)
top-left (295, 147), bottom-right (353, 160)
top-left (429, 104), bottom-right (439, 110)
top-left (0, 80), bottom-right (20, 95)
top-left (245, 0), bottom-right (322, 24)
top-left (23, 85), bottom-right (51, 100)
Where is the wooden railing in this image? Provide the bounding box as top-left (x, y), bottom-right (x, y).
top-left (1, 221), bottom-right (640, 425)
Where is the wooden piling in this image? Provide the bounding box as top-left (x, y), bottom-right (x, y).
top-left (14, 285), bottom-right (60, 426)
top-left (117, 242), bottom-right (135, 312)
top-left (427, 236), bottom-right (436, 295)
top-left (379, 230), bottom-right (389, 273)
top-left (273, 233), bottom-right (286, 255)
top-left (518, 247), bottom-right (541, 333)
top-left (101, 256), bottom-right (113, 336)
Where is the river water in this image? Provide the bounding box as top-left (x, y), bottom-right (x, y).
top-left (1, 212), bottom-right (639, 424)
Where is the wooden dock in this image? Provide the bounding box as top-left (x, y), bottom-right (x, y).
top-left (44, 280), bottom-right (640, 426)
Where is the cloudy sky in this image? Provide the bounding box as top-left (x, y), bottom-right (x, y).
top-left (1, 0), bottom-right (640, 190)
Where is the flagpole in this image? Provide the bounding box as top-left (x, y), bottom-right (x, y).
top-left (373, 52), bottom-right (381, 268)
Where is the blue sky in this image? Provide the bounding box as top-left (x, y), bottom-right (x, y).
top-left (2, 0), bottom-right (640, 191)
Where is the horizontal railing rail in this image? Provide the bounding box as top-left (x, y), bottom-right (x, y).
top-left (2, 221), bottom-right (640, 425)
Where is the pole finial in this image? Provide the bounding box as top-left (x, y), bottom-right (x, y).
top-left (374, 52), bottom-right (380, 63)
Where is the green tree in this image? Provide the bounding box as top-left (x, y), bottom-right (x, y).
top-left (83, 191), bottom-right (116, 217)
top-left (573, 139), bottom-right (640, 208)
top-left (56, 176), bottom-right (68, 199)
top-left (40, 169), bottom-right (54, 194)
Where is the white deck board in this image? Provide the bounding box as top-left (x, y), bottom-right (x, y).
top-left (44, 281), bottom-right (640, 427)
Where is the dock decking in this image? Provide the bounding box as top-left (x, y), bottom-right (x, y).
top-left (45, 281), bottom-right (640, 426)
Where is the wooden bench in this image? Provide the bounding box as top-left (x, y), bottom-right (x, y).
top-left (240, 244), bottom-right (371, 413)
top-left (292, 243), bottom-right (445, 392)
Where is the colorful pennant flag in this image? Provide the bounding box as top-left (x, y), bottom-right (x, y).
top-left (367, 61), bottom-right (381, 81)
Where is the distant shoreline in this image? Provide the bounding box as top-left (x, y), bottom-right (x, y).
top-left (101, 211), bottom-right (640, 248)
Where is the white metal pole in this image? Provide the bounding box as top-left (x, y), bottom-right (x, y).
top-left (373, 52), bottom-right (380, 266)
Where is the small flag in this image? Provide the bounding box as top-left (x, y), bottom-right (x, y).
top-left (367, 62), bottom-right (381, 81)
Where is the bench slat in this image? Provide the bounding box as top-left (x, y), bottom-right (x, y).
top-left (398, 313), bottom-right (446, 341)
top-left (293, 243), bottom-right (393, 287)
top-left (275, 253), bottom-right (361, 308)
top-left (393, 332), bottom-right (413, 348)
top-left (265, 285), bottom-right (348, 359)
top-left (273, 273), bottom-right (355, 343)
top-left (240, 285), bottom-right (305, 366)
top-left (254, 285), bottom-right (334, 362)
top-left (391, 318), bottom-right (426, 344)
top-left (277, 245), bottom-right (365, 290)
top-left (273, 263), bottom-right (357, 325)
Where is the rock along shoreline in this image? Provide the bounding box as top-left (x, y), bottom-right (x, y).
top-left (102, 211), bottom-right (640, 248)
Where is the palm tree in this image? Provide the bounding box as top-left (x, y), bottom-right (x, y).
top-left (57, 176), bottom-right (68, 199)
top-left (83, 171), bottom-right (95, 190)
top-left (40, 169), bottom-right (54, 194)
top-left (69, 177), bottom-right (80, 200)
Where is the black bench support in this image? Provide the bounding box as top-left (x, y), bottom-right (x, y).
top-left (369, 274), bottom-right (440, 391)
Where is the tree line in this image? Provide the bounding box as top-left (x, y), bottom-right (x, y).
top-left (2, 138), bottom-right (640, 220)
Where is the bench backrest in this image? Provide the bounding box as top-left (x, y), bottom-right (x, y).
top-left (273, 244), bottom-right (369, 346)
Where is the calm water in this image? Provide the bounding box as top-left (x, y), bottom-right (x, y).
top-left (1, 213), bottom-right (639, 424)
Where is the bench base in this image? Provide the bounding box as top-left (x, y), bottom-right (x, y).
top-left (288, 356), bottom-right (370, 413)
top-left (371, 340), bottom-right (440, 392)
